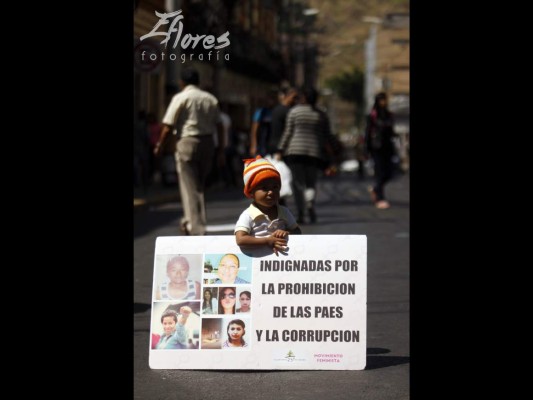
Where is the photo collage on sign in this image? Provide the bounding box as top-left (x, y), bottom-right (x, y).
top-left (151, 253), bottom-right (252, 350)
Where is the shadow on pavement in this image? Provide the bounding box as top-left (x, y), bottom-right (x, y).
top-left (134, 208), bottom-right (181, 239)
top-left (367, 347), bottom-right (391, 355)
top-left (148, 357), bottom-right (409, 372)
top-left (366, 355), bottom-right (410, 370)
top-left (134, 302), bottom-right (151, 314)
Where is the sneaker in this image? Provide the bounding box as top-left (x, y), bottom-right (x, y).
top-left (375, 200), bottom-right (390, 209)
top-left (180, 220), bottom-right (191, 235)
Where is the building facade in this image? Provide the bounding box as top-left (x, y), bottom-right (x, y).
top-left (134, 0), bottom-right (317, 134)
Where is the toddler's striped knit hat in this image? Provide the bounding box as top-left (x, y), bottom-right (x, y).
top-left (242, 156), bottom-right (281, 198)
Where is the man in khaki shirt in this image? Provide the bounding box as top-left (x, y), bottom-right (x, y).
top-left (155, 67), bottom-right (224, 235)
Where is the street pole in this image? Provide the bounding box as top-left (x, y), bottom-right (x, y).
top-left (287, 0), bottom-right (295, 86)
top-left (364, 24), bottom-right (377, 114)
top-left (165, 0), bottom-right (181, 101)
top-left (303, 8), bottom-right (319, 88)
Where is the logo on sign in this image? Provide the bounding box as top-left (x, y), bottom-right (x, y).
top-left (285, 350), bottom-right (296, 362)
top-left (273, 349), bottom-right (307, 363)
top-left (138, 10), bottom-right (230, 63)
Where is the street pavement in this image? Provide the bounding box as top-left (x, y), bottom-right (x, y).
top-left (134, 170), bottom-right (410, 400)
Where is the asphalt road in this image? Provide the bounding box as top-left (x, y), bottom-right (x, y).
top-left (134, 171), bottom-right (410, 400)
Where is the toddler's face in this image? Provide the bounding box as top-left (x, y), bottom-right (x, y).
top-left (252, 178), bottom-right (281, 208)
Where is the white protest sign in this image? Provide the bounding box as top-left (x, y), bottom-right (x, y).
top-left (149, 235), bottom-right (366, 370)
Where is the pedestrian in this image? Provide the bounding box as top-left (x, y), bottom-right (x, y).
top-left (267, 86), bottom-right (298, 206)
top-left (267, 86), bottom-right (298, 156)
top-left (365, 92), bottom-right (397, 209)
top-left (219, 105), bottom-right (237, 186)
top-left (146, 112), bottom-right (162, 183)
top-left (249, 91), bottom-right (277, 157)
top-left (235, 156), bottom-right (301, 255)
top-left (154, 67), bottom-right (225, 235)
top-left (354, 132), bottom-right (367, 180)
top-left (276, 87), bottom-right (334, 224)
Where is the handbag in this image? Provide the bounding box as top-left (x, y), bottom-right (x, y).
top-left (264, 155), bottom-right (293, 198)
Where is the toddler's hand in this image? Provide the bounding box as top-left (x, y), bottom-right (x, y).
top-left (272, 229), bottom-right (289, 239)
top-left (267, 236), bottom-right (288, 256)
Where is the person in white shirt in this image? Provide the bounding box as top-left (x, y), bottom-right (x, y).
top-left (154, 67), bottom-right (225, 235)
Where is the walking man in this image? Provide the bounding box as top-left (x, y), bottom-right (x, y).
top-left (154, 67), bottom-right (224, 235)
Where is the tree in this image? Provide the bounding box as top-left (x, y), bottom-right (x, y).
top-left (325, 66), bottom-right (365, 126)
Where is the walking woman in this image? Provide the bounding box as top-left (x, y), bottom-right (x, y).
top-left (365, 92), bottom-right (397, 209)
top-left (277, 87), bottom-right (333, 224)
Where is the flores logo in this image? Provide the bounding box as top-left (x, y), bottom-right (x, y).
top-left (139, 10), bottom-right (230, 63)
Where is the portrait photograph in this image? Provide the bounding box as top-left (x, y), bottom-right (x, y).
top-left (151, 301), bottom-right (201, 350)
top-left (153, 254), bottom-right (203, 301)
top-left (201, 286), bottom-right (219, 315)
top-left (222, 317), bottom-right (251, 349)
top-left (203, 253), bottom-right (252, 285)
top-left (236, 287), bottom-right (252, 314)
